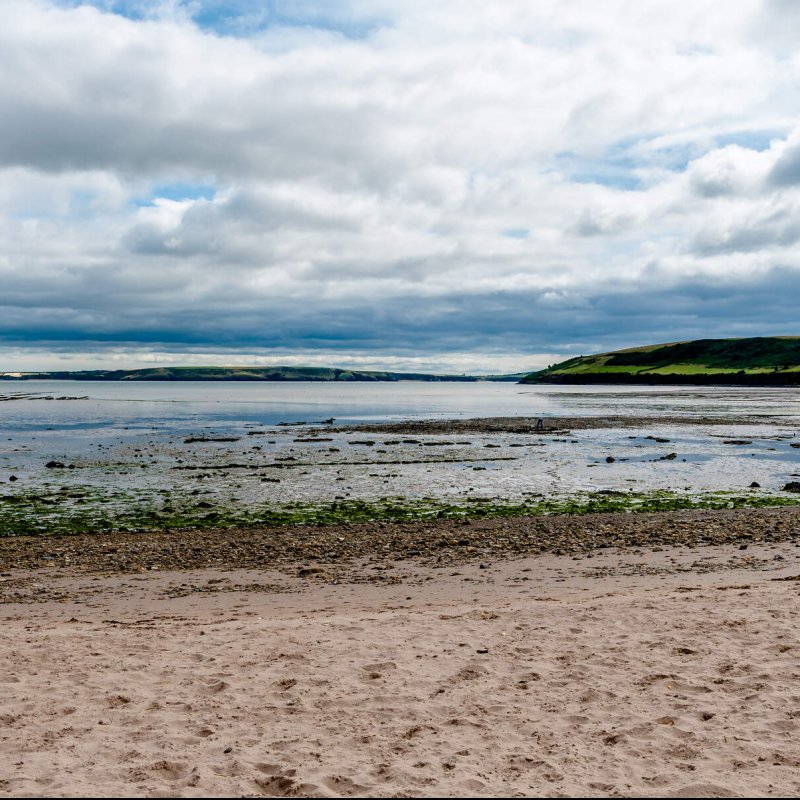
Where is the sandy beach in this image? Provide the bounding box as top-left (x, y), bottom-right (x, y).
top-left (2, 514), bottom-right (800, 798)
top-left (5, 0), bottom-right (800, 793)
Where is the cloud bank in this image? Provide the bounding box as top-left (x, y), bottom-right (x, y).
top-left (2, 0), bottom-right (800, 371)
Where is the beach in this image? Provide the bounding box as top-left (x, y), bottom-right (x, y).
top-left (2, 511), bottom-right (800, 798)
top-left (2, 391), bottom-right (800, 797)
top-left (5, 0), bottom-right (800, 793)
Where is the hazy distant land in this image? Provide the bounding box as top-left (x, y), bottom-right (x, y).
top-left (3, 337), bottom-right (799, 385)
top-left (0, 366), bottom-right (523, 382)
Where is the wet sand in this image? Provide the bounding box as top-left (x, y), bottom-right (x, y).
top-left (2, 522), bottom-right (800, 797)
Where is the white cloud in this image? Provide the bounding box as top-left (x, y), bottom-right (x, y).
top-left (1, 0), bottom-right (800, 370)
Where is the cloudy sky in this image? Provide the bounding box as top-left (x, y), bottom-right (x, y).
top-left (2, 0), bottom-right (800, 373)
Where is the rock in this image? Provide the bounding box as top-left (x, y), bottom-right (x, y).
top-left (783, 482), bottom-right (800, 493)
top-left (298, 566), bottom-right (332, 578)
top-left (184, 436), bottom-right (241, 444)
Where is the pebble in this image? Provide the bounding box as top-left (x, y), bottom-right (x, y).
top-left (2, 507), bottom-right (799, 578)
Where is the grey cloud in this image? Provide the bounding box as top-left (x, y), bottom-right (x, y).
top-left (750, 0), bottom-right (800, 52)
top-left (768, 143), bottom-right (800, 187)
top-left (0, 13), bottom-right (409, 194)
top-left (571, 208), bottom-right (634, 237)
top-left (2, 257), bottom-right (799, 358)
top-left (690, 171), bottom-right (738, 199)
top-left (690, 205), bottom-right (800, 256)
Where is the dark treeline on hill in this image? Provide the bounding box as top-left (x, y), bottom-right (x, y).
top-left (522, 337), bottom-right (800, 386)
top-left (1, 366), bottom-right (521, 382)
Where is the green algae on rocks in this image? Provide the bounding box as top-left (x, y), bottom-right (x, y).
top-left (3, 486), bottom-right (800, 537)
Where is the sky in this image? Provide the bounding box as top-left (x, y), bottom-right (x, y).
top-left (2, 0), bottom-right (800, 373)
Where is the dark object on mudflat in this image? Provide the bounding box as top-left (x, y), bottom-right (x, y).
top-left (535, 418), bottom-right (545, 431)
top-left (184, 437), bottom-right (241, 444)
top-left (749, 482), bottom-right (760, 488)
top-left (606, 456), bottom-right (615, 463)
top-left (783, 482), bottom-right (800, 492)
top-left (298, 566), bottom-right (332, 578)
top-left (791, 443), bottom-right (800, 449)
top-left (724, 440), bottom-right (752, 445)
top-left (45, 461), bottom-right (65, 469)
top-left (321, 417), bottom-right (335, 424)
top-left (8, 475), bottom-right (17, 482)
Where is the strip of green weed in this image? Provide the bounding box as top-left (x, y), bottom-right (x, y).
top-left (2, 488), bottom-right (800, 537)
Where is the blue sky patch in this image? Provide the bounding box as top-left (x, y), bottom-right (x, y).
top-left (715, 129), bottom-right (781, 152)
top-left (502, 229), bottom-right (529, 239)
top-left (555, 148), bottom-right (644, 191)
top-left (60, 0), bottom-right (384, 39)
top-left (133, 182), bottom-right (216, 207)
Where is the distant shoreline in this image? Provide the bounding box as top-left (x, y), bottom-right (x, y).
top-left (0, 367), bottom-right (521, 383)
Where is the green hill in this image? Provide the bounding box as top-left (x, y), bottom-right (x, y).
top-left (521, 337), bottom-right (800, 386)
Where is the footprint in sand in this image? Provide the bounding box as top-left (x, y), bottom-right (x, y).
top-left (252, 767), bottom-right (322, 797)
top-left (323, 775), bottom-right (369, 795)
top-left (106, 694), bottom-right (131, 709)
top-left (150, 760), bottom-right (191, 780)
top-left (198, 679), bottom-right (228, 696)
top-left (361, 661), bottom-right (397, 680)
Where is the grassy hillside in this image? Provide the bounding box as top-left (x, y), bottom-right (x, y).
top-left (521, 337), bottom-right (800, 385)
top-left (0, 366), bottom-right (516, 382)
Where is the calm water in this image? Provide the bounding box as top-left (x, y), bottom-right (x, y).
top-left (2, 380), bottom-right (799, 435)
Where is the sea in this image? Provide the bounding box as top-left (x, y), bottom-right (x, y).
top-left (2, 380), bottom-right (799, 433)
